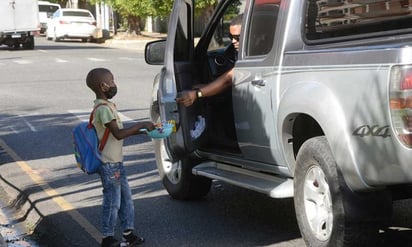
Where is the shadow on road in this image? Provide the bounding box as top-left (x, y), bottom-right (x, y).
top-left (0, 39), bottom-right (111, 51)
top-left (0, 110), bottom-right (412, 246)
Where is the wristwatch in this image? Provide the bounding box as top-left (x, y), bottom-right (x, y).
top-left (195, 88), bottom-right (203, 98)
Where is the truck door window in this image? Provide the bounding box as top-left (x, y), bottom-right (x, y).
top-left (246, 0), bottom-right (280, 57)
top-left (175, 3), bottom-right (192, 61)
top-left (208, 0), bottom-right (246, 52)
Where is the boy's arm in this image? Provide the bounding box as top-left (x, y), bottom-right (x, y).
top-left (105, 120), bottom-right (154, 140)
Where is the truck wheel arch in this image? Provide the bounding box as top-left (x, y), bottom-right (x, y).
top-left (277, 81), bottom-right (368, 191)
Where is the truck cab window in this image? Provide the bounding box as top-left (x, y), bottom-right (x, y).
top-left (246, 0), bottom-right (280, 57)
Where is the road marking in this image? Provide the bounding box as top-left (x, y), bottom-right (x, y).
top-left (68, 109), bottom-right (90, 122)
top-left (69, 109), bottom-right (133, 122)
top-left (13, 60), bottom-right (31, 65)
top-left (55, 58), bottom-right (68, 63)
top-left (19, 113), bottom-right (42, 132)
top-left (87, 57), bottom-right (107, 62)
top-left (119, 57), bottom-right (138, 61)
top-left (8, 127), bottom-right (19, 134)
top-left (0, 138), bottom-right (101, 244)
top-left (21, 118), bottom-right (37, 132)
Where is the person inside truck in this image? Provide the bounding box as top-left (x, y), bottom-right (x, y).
top-left (176, 14), bottom-right (243, 107)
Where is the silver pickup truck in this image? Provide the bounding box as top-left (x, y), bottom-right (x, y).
top-left (145, 0), bottom-right (412, 246)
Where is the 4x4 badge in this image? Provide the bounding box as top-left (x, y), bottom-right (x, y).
top-left (352, 125), bottom-right (391, 138)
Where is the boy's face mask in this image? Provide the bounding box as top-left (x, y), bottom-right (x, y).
top-left (104, 86), bottom-right (117, 99)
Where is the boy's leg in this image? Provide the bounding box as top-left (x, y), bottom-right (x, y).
top-left (100, 163), bottom-right (123, 237)
top-left (117, 163), bottom-right (145, 245)
top-left (118, 162), bottom-right (135, 230)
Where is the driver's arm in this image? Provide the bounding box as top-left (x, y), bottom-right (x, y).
top-left (176, 68), bottom-right (234, 107)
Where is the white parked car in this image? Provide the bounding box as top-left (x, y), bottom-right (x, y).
top-left (46, 8), bottom-right (96, 42)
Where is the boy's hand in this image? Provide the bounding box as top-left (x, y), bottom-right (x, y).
top-left (140, 121), bottom-right (155, 132)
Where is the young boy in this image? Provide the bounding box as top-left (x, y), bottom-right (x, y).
top-left (86, 67), bottom-right (154, 247)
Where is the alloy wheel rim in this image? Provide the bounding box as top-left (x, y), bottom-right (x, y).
top-left (303, 165), bottom-right (333, 241)
top-left (160, 140), bottom-right (182, 184)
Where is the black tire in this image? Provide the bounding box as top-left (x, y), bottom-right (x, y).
top-left (46, 30), bottom-right (53, 40)
top-left (154, 138), bottom-right (211, 200)
top-left (294, 136), bottom-right (392, 247)
top-left (23, 36), bottom-right (34, 50)
top-left (54, 30), bottom-right (61, 42)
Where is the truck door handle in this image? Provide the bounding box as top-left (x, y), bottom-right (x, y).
top-left (251, 79), bottom-right (266, 87)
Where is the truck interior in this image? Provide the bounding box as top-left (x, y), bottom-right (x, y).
top-left (171, 0), bottom-right (244, 156)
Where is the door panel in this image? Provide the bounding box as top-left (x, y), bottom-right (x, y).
top-left (158, 0), bottom-right (196, 159)
top-left (232, 0), bottom-right (283, 168)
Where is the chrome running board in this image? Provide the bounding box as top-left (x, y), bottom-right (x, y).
top-left (192, 162), bottom-right (293, 198)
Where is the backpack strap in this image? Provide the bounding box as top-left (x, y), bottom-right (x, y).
top-left (88, 103), bottom-right (111, 152)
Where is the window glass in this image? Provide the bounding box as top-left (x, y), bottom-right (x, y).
top-left (63, 11), bottom-right (92, 18)
top-left (39, 5), bottom-right (59, 14)
top-left (174, 2), bottom-right (192, 61)
top-left (208, 0), bottom-right (246, 52)
top-left (246, 0), bottom-right (280, 56)
top-left (306, 0), bottom-right (412, 40)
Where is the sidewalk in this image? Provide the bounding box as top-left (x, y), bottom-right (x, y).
top-left (103, 31), bottom-right (167, 51)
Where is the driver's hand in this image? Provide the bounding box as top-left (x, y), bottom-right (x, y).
top-left (176, 90), bottom-right (197, 107)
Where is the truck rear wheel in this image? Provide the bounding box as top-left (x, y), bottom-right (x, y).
top-left (23, 36), bottom-right (34, 50)
top-left (154, 138), bottom-right (211, 200)
top-left (12, 42), bottom-right (20, 49)
top-left (294, 136), bottom-right (391, 247)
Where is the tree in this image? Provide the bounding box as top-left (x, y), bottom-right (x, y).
top-left (89, 0), bottom-right (223, 35)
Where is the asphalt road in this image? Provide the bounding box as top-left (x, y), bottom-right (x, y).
top-left (0, 36), bottom-right (412, 247)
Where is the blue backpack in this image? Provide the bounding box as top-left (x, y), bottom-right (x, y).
top-left (72, 103), bottom-right (110, 174)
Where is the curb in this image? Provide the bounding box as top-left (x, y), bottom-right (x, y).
top-left (0, 143), bottom-right (42, 247)
top-left (0, 175), bottom-right (41, 247)
top-left (0, 234), bottom-right (5, 247)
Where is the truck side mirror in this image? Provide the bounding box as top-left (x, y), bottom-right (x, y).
top-left (145, 40), bottom-right (166, 65)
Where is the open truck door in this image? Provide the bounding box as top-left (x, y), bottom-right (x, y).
top-left (146, 0), bottom-right (198, 160)
top-left (145, 0), bottom-right (218, 200)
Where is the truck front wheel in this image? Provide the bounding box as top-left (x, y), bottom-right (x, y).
top-left (154, 138), bottom-right (211, 200)
top-left (294, 136), bottom-right (391, 247)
